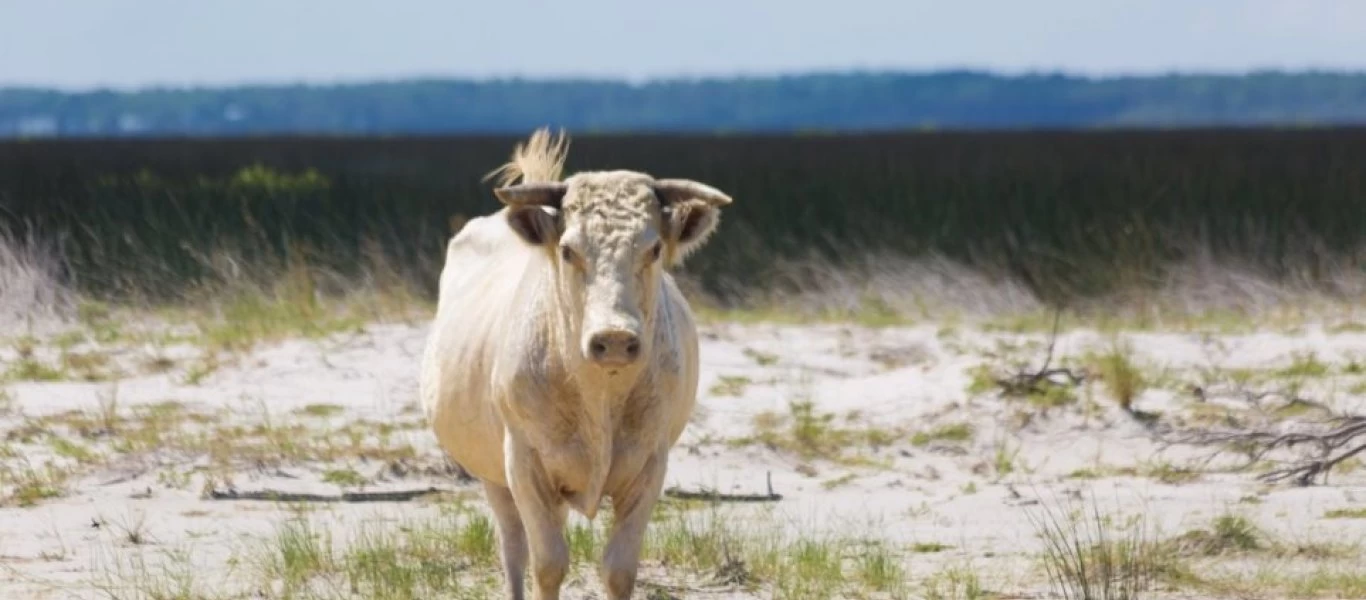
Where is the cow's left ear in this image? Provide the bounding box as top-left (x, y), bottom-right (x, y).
top-left (653, 179), bottom-right (731, 266)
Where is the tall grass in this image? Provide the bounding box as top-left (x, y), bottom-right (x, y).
top-left (5, 130), bottom-right (1366, 316)
top-left (0, 226), bottom-right (73, 328)
top-left (1026, 493), bottom-right (1166, 600)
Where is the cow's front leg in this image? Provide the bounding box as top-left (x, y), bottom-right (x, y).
top-left (483, 481), bottom-right (529, 600)
top-left (505, 439), bottom-right (570, 600)
top-left (600, 452), bottom-right (667, 600)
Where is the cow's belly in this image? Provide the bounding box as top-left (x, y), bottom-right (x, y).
top-left (429, 388), bottom-right (508, 486)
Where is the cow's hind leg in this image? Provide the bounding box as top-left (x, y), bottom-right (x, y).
top-left (484, 481), bottom-right (529, 600)
top-left (506, 442), bottom-right (570, 600)
top-left (600, 453), bottom-right (667, 600)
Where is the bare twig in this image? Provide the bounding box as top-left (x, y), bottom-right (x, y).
top-left (664, 472), bottom-right (783, 503)
top-left (995, 308), bottom-right (1088, 397)
top-left (1173, 415), bottom-right (1366, 486)
top-left (205, 486), bottom-right (448, 503)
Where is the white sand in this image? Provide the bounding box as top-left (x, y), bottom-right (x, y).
top-left (3, 319), bottom-right (1366, 598)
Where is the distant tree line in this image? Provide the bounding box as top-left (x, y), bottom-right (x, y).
top-left (4, 70), bottom-right (1366, 137)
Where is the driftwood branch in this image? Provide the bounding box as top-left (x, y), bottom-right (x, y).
top-left (994, 309), bottom-right (1087, 397)
top-left (1172, 411), bottom-right (1366, 486)
top-left (205, 487), bottom-right (449, 503)
top-left (664, 471), bottom-right (783, 503)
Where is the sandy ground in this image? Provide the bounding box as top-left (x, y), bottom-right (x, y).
top-left (3, 317), bottom-right (1366, 599)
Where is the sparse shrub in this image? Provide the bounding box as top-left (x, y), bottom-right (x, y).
top-left (1324, 507), bottom-right (1366, 519)
top-left (911, 422), bottom-right (975, 447)
top-left (1275, 351), bottom-right (1330, 380)
top-left (1168, 512), bottom-right (1265, 556)
top-left (1090, 341), bottom-right (1147, 412)
top-left (709, 375), bottom-right (752, 397)
top-left (1027, 495), bottom-right (1169, 600)
top-left (923, 564), bottom-right (987, 600)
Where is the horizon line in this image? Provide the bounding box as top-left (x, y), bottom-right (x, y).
top-left (7, 65), bottom-right (1366, 95)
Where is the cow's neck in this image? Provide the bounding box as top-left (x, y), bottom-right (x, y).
top-left (538, 290), bottom-right (657, 518)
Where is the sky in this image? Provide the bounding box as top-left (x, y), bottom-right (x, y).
top-left (2, 0), bottom-right (1365, 90)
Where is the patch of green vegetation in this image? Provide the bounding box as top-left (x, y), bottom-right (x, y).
top-left (922, 564), bottom-right (989, 600)
top-left (1027, 496), bottom-right (1184, 600)
top-left (991, 438), bottom-right (1021, 479)
top-left (1328, 321), bottom-right (1366, 334)
top-left (2, 464), bottom-right (68, 507)
top-left (1087, 341), bottom-right (1148, 412)
top-left (911, 542), bottom-right (951, 553)
top-left (1323, 507), bottom-right (1366, 519)
top-left (3, 357), bottom-right (65, 382)
top-left (321, 468), bottom-right (367, 487)
top-left (1027, 384), bottom-right (1079, 410)
top-left (1145, 462), bottom-right (1201, 484)
top-left (734, 392), bottom-right (901, 465)
top-left (1274, 351), bottom-right (1331, 380)
top-left (911, 422), bottom-right (975, 447)
top-left (646, 504), bottom-right (918, 598)
top-left (853, 540), bottom-right (907, 595)
top-left (821, 473), bottom-right (857, 490)
top-left (708, 374), bottom-right (752, 397)
top-left (182, 352), bottom-right (220, 385)
top-left (1167, 513), bottom-right (1265, 556)
top-left (59, 349), bottom-right (117, 381)
top-left (49, 438), bottom-right (100, 464)
top-left (296, 403), bottom-right (345, 418)
top-left (742, 347), bottom-right (780, 367)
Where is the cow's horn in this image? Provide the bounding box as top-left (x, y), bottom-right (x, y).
top-left (494, 182), bottom-right (569, 207)
top-left (652, 179), bottom-right (733, 207)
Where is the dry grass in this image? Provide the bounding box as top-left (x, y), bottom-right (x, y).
top-left (0, 397), bottom-right (431, 507)
top-left (1026, 492), bottom-right (1187, 600)
top-left (1086, 340), bottom-right (1148, 413)
top-left (84, 500), bottom-right (925, 600)
top-left (732, 391), bottom-right (900, 467)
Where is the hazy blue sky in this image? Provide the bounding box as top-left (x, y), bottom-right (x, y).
top-left (3, 0), bottom-right (1365, 90)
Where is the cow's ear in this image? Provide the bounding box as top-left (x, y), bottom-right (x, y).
top-left (505, 206), bottom-right (560, 246)
top-left (654, 179), bottom-right (730, 266)
top-left (496, 182), bottom-right (567, 246)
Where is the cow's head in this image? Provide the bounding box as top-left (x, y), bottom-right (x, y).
top-left (495, 171), bottom-right (730, 370)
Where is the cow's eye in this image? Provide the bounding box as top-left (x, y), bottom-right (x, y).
top-left (560, 246), bottom-right (577, 264)
top-left (648, 242), bottom-right (662, 262)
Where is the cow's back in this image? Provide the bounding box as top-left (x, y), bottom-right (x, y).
top-left (420, 209), bottom-right (543, 486)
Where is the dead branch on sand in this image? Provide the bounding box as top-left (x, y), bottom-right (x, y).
top-left (1175, 414), bottom-right (1366, 486)
top-left (663, 472), bottom-right (783, 503)
top-left (993, 309), bottom-right (1088, 397)
top-left (205, 487), bottom-right (448, 503)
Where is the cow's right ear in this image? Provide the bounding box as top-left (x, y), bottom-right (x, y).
top-left (496, 182), bottom-right (568, 246)
top-left (505, 206), bottom-right (559, 246)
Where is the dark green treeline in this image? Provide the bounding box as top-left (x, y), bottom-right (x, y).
top-left (3, 129), bottom-right (1366, 305)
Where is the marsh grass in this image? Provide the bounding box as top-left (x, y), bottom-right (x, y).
top-left (645, 505), bottom-right (914, 599)
top-left (123, 502), bottom-right (914, 600)
top-left (1087, 341), bottom-right (1148, 413)
top-left (1155, 511), bottom-right (1366, 598)
top-left (735, 393), bottom-right (901, 465)
top-left (253, 504), bottom-right (500, 600)
top-left (1324, 507), bottom-right (1366, 519)
top-left (911, 422), bottom-right (975, 447)
top-left (922, 564), bottom-right (988, 600)
top-left (708, 375), bottom-right (752, 397)
top-left (0, 398), bottom-right (429, 507)
top-left (1027, 493), bottom-right (1172, 600)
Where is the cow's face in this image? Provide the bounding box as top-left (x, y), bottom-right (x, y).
top-left (495, 171), bottom-right (730, 370)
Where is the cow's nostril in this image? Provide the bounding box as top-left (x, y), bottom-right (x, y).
top-left (591, 340), bottom-right (608, 358)
top-left (625, 340), bottom-right (640, 357)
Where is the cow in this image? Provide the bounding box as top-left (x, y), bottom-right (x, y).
top-left (420, 128), bottom-right (732, 600)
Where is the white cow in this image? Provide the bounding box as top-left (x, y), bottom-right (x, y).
top-left (420, 128), bottom-right (732, 600)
